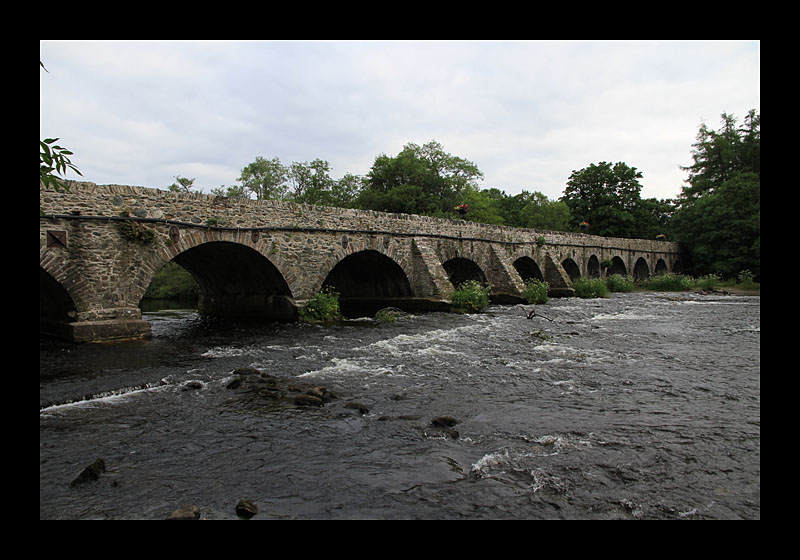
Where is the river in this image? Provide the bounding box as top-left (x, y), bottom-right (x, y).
top-left (39, 291), bottom-right (760, 520)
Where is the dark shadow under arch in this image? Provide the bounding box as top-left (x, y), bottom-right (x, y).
top-left (513, 256), bottom-right (544, 282)
top-left (169, 241), bottom-right (295, 320)
top-left (322, 250), bottom-right (413, 317)
top-left (561, 258), bottom-right (581, 281)
top-left (40, 267), bottom-right (78, 338)
top-left (587, 255), bottom-right (601, 278)
top-left (442, 257), bottom-right (487, 288)
top-left (609, 256), bottom-right (627, 276)
top-left (633, 257), bottom-right (650, 280)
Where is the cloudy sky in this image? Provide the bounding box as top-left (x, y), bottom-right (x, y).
top-left (40, 40), bottom-right (759, 202)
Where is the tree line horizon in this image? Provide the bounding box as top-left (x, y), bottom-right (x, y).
top-left (165, 110), bottom-right (754, 281)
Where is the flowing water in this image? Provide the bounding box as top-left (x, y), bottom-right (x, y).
top-left (39, 292), bottom-right (760, 520)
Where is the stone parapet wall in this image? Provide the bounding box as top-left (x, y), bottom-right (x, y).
top-left (40, 182), bottom-right (680, 254)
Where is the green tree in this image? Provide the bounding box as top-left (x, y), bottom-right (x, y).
top-left (515, 191), bottom-right (571, 231)
top-left (680, 110), bottom-right (760, 201)
top-left (329, 172), bottom-right (365, 208)
top-left (210, 184), bottom-right (248, 198)
top-left (168, 175), bottom-right (197, 193)
top-left (561, 161), bottom-right (645, 237)
top-left (631, 196), bottom-right (674, 240)
top-left (288, 159), bottom-right (363, 207)
top-left (40, 63), bottom-right (82, 191)
top-left (238, 156), bottom-right (289, 200)
top-left (462, 186), bottom-right (505, 225)
top-left (672, 110), bottom-right (760, 278)
top-left (40, 138), bottom-right (82, 190)
top-left (357, 140), bottom-right (483, 217)
top-left (288, 159), bottom-right (334, 204)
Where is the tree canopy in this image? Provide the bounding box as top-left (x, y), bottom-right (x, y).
top-left (562, 161), bottom-right (658, 238)
top-left (355, 140), bottom-right (483, 217)
top-left (163, 110), bottom-right (759, 280)
top-left (679, 110), bottom-right (760, 201)
top-left (671, 110), bottom-right (760, 278)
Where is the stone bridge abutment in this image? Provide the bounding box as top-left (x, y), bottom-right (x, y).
top-left (40, 183), bottom-right (683, 342)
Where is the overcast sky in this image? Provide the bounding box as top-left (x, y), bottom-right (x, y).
top-left (40, 40), bottom-right (759, 202)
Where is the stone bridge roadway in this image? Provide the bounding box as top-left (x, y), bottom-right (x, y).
top-left (40, 183), bottom-right (683, 342)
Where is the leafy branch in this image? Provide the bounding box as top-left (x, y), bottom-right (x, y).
top-left (40, 61), bottom-right (82, 191)
top-left (40, 137), bottom-right (82, 190)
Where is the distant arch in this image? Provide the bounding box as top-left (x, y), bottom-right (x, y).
top-left (561, 257), bottom-right (581, 280)
top-left (513, 256), bottom-right (544, 282)
top-left (633, 257), bottom-right (650, 280)
top-left (443, 257), bottom-right (487, 287)
top-left (608, 256), bottom-right (627, 276)
top-left (587, 255), bottom-right (601, 278)
top-left (655, 258), bottom-right (668, 275)
top-left (322, 249), bottom-right (412, 298)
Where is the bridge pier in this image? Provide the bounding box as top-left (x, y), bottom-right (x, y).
top-left (40, 307), bottom-right (152, 343)
top-left (51, 318), bottom-right (152, 343)
top-left (544, 251), bottom-right (576, 297)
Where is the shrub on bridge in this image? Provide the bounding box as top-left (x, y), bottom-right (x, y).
top-left (451, 280), bottom-right (491, 313)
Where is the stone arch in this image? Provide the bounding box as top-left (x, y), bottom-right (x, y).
top-left (655, 258), bottom-right (668, 275)
top-left (314, 234), bottom-right (414, 293)
top-left (157, 239), bottom-right (295, 320)
top-left (633, 257), bottom-right (650, 280)
top-left (587, 254), bottom-right (601, 278)
top-left (513, 255), bottom-right (544, 282)
top-left (321, 248), bottom-right (414, 317)
top-left (608, 256), bottom-right (627, 276)
top-left (442, 257), bottom-right (488, 287)
top-left (561, 257), bottom-right (581, 281)
top-left (435, 239), bottom-right (495, 290)
top-left (40, 266), bottom-right (78, 337)
top-left (322, 249), bottom-right (413, 299)
top-left (40, 249), bottom-right (92, 318)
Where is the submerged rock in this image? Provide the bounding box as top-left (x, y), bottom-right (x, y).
top-left (235, 499), bottom-right (258, 518)
top-left (344, 402), bottom-right (370, 415)
top-left (428, 416), bottom-right (460, 439)
top-left (226, 367), bottom-right (338, 411)
top-left (167, 504), bottom-right (202, 520)
top-left (431, 415), bottom-right (459, 428)
top-left (69, 458), bottom-right (106, 487)
top-left (294, 394), bottom-right (324, 407)
top-left (181, 380), bottom-right (204, 391)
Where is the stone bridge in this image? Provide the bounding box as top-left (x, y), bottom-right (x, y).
top-left (40, 183), bottom-right (683, 342)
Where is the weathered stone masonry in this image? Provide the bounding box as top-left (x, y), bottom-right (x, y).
top-left (40, 182), bottom-right (683, 342)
